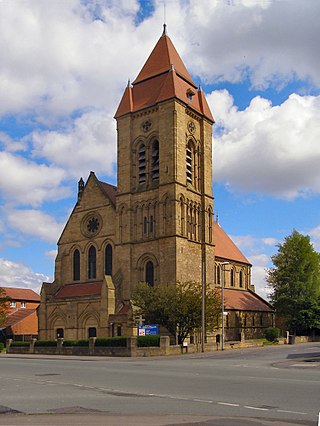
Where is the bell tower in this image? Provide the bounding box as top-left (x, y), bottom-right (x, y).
top-left (114, 26), bottom-right (215, 301)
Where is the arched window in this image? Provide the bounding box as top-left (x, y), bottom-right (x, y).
top-left (186, 141), bottom-right (193, 184)
top-left (73, 249), bottom-right (80, 281)
top-left (180, 198), bottom-right (185, 235)
top-left (149, 215), bottom-right (154, 233)
top-left (143, 216), bottom-right (148, 235)
top-left (239, 270), bottom-right (244, 288)
top-left (88, 246), bottom-right (96, 279)
top-left (151, 140), bottom-right (159, 180)
top-left (105, 244), bottom-right (112, 276)
top-left (138, 143), bottom-right (146, 184)
top-left (230, 268), bottom-right (235, 287)
top-left (216, 264), bottom-right (221, 286)
top-left (146, 261), bottom-right (154, 287)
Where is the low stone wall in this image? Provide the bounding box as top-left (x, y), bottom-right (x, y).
top-left (6, 335), bottom-right (320, 357)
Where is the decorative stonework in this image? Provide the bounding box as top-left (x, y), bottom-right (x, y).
top-left (81, 212), bottom-right (102, 238)
top-left (141, 119), bottom-right (152, 132)
top-left (187, 120), bottom-right (195, 134)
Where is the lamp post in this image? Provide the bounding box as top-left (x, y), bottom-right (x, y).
top-left (221, 262), bottom-right (229, 351)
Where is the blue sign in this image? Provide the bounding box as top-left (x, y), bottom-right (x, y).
top-left (138, 324), bottom-right (159, 336)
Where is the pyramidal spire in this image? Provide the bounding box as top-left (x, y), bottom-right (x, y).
top-left (132, 28), bottom-right (196, 87)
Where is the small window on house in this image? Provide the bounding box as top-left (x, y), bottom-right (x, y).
top-left (73, 249), bottom-right (80, 281)
top-left (117, 325), bottom-right (122, 336)
top-left (88, 246), bottom-right (96, 279)
top-left (138, 144), bottom-right (146, 184)
top-left (21, 301), bottom-right (26, 308)
top-left (146, 261), bottom-right (154, 287)
top-left (151, 140), bottom-right (159, 180)
top-left (10, 301), bottom-right (16, 308)
top-left (186, 141), bottom-right (193, 184)
top-left (105, 244), bottom-right (113, 276)
top-left (88, 327), bottom-right (97, 338)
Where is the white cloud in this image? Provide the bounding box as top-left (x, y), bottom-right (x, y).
top-left (210, 90), bottom-right (320, 199)
top-left (31, 110), bottom-right (117, 179)
top-left (7, 209), bottom-right (64, 244)
top-left (181, 0), bottom-right (320, 89)
top-left (248, 253), bottom-right (272, 301)
top-left (0, 258), bottom-right (50, 293)
top-left (0, 152), bottom-right (69, 207)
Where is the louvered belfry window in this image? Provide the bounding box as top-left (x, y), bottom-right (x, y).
top-left (151, 140), bottom-right (159, 180)
top-left (138, 143), bottom-right (146, 184)
top-left (186, 141), bottom-right (193, 184)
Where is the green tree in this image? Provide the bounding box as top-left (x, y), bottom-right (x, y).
top-left (132, 281), bottom-right (221, 344)
top-left (266, 230), bottom-right (320, 334)
top-left (0, 287), bottom-right (10, 328)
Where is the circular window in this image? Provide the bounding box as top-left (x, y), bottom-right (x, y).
top-left (82, 213), bottom-right (102, 238)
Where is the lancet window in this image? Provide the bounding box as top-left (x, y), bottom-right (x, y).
top-left (88, 246), bottom-right (96, 279)
top-left (73, 249), bottom-right (80, 281)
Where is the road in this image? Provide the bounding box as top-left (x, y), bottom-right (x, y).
top-left (0, 342), bottom-right (319, 425)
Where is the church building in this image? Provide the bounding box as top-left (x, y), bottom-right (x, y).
top-left (38, 27), bottom-right (274, 342)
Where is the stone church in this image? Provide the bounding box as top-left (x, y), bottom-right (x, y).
top-left (38, 27), bottom-right (274, 342)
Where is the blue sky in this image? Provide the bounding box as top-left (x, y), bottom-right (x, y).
top-left (0, 0), bottom-right (320, 300)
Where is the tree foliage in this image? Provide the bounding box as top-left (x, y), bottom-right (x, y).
top-left (0, 287), bottom-right (10, 328)
top-left (266, 230), bottom-right (320, 334)
top-left (132, 281), bottom-right (221, 344)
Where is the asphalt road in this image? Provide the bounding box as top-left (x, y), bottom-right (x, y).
top-left (0, 343), bottom-right (319, 425)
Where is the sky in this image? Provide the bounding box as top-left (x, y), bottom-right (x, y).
top-left (0, 0), bottom-right (320, 300)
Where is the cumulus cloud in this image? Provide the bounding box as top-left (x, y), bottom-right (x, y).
top-left (31, 110), bottom-right (117, 179)
top-left (0, 258), bottom-right (50, 293)
top-left (0, 151), bottom-right (69, 207)
top-left (210, 90), bottom-right (320, 199)
top-left (7, 209), bottom-right (64, 244)
top-left (181, 0), bottom-right (320, 89)
top-left (249, 254), bottom-right (272, 301)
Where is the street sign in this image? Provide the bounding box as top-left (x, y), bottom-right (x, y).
top-left (138, 324), bottom-right (159, 336)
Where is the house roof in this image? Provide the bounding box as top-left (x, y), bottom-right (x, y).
top-left (2, 287), bottom-right (40, 302)
top-left (214, 222), bottom-right (251, 265)
top-left (5, 308), bottom-right (37, 327)
top-left (223, 288), bottom-right (274, 312)
top-left (115, 29), bottom-right (214, 122)
top-left (55, 282), bottom-right (103, 298)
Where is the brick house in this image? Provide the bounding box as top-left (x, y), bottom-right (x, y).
top-left (1, 287), bottom-right (40, 342)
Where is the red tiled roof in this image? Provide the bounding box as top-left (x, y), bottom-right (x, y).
top-left (97, 180), bottom-right (117, 206)
top-left (5, 308), bottom-right (37, 327)
top-left (2, 287), bottom-right (40, 302)
top-left (222, 288), bottom-right (273, 312)
top-left (214, 222), bottom-right (250, 265)
top-left (115, 31), bottom-right (214, 122)
top-left (133, 31), bottom-right (196, 87)
top-left (55, 282), bottom-right (103, 298)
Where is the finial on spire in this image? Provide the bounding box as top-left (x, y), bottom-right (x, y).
top-left (127, 79), bottom-right (131, 87)
top-left (162, 23), bottom-right (167, 36)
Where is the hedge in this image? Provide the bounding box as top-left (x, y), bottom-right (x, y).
top-left (10, 341), bottom-right (30, 347)
top-left (95, 337), bottom-right (127, 347)
top-left (137, 335), bottom-right (160, 347)
top-left (0, 342), bottom-right (4, 351)
top-left (265, 327), bottom-right (280, 342)
top-left (34, 340), bottom-right (57, 347)
top-left (62, 339), bottom-right (89, 347)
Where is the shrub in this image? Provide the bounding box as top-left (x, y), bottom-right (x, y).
top-left (34, 340), bottom-right (57, 347)
top-left (265, 327), bottom-right (280, 342)
top-left (0, 342), bottom-right (4, 351)
top-left (95, 337), bottom-right (127, 347)
top-left (11, 341), bottom-right (30, 347)
top-left (63, 339), bottom-right (89, 347)
top-left (137, 335), bottom-right (160, 347)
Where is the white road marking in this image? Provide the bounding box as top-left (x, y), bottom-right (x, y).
top-left (277, 409), bottom-right (307, 415)
top-left (244, 405), bottom-right (269, 411)
top-left (218, 402), bottom-right (240, 407)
